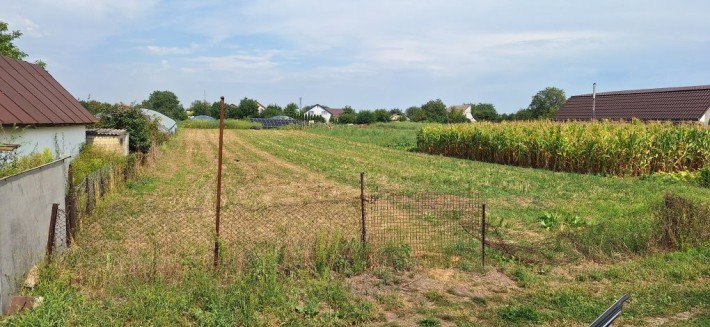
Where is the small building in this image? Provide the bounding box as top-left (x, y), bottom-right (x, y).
top-left (86, 129), bottom-right (129, 156)
top-left (450, 104), bottom-right (475, 122)
top-left (556, 85), bottom-right (710, 124)
top-left (0, 55), bottom-right (97, 159)
top-left (303, 104), bottom-right (344, 123)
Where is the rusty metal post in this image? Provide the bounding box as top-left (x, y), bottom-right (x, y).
top-left (46, 203), bottom-right (59, 260)
top-left (481, 203), bottom-right (486, 267)
top-left (360, 172), bottom-right (367, 244)
top-left (214, 96), bottom-right (225, 269)
top-left (66, 165), bottom-right (74, 246)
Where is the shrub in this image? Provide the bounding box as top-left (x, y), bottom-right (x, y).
top-left (97, 105), bottom-right (155, 153)
top-left (700, 167), bottom-right (710, 188)
top-left (71, 145), bottom-right (127, 183)
top-left (654, 193), bottom-right (710, 251)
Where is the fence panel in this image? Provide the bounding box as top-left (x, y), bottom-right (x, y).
top-left (367, 192), bottom-right (483, 257)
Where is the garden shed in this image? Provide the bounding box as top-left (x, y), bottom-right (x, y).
top-left (86, 128), bottom-right (129, 156)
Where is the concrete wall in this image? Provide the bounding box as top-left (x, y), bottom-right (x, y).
top-left (0, 158), bottom-right (67, 314)
top-left (87, 134), bottom-right (129, 156)
top-left (1, 125), bottom-right (86, 160)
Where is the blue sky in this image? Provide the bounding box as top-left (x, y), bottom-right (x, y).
top-left (3, 0), bottom-right (710, 113)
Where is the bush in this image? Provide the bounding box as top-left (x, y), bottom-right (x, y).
top-left (700, 167), bottom-right (710, 188)
top-left (654, 193), bottom-right (710, 251)
top-left (97, 105), bottom-right (156, 153)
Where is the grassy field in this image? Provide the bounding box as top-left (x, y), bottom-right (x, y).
top-left (4, 127), bottom-right (709, 326)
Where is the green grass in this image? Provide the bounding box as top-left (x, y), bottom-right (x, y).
top-left (180, 119), bottom-right (262, 129)
top-left (7, 129), bottom-right (708, 326)
top-left (0, 148), bottom-right (55, 179)
top-left (70, 145), bottom-right (127, 183)
top-left (305, 124), bottom-right (426, 150)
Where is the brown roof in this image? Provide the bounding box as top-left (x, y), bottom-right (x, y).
top-left (326, 108), bottom-right (344, 119)
top-left (556, 85), bottom-right (710, 122)
top-left (0, 55), bottom-right (96, 125)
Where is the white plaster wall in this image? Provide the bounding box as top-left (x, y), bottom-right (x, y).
top-left (1, 125), bottom-right (86, 159)
top-left (305, 106), bottom-right (332, 122)
top-left (699, 107), bottom-right (710, 125)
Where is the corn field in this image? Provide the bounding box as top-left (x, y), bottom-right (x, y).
top-left (417, 121), bottom-right (710, 176)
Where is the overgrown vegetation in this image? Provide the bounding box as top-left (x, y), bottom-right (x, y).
top-left (0, 148), bottom-right (54, 179)
top-left (418, 120), bottom-right (710, 176)
top-left (70, 145), bottom-right (127, 183)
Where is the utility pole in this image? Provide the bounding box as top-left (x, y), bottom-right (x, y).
top-left (592, 83), bottom-right (597, 120)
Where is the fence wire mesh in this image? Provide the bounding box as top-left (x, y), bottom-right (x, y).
top-left (366, 192), bottom-right (483, 256)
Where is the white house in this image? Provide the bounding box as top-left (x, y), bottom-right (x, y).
top-left (257, 101), bottom-right (266, 115)
top-left (303, 104), bottom-right (344, 123)
top-left (451, 104), bottom-right (476, 122)
top-left (0, 55), bottom-right (96, 159)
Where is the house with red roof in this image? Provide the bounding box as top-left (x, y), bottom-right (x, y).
top-left (0, 55), bottom-right (96, 159)
top-left (556, 85), bottom-right (710, 125)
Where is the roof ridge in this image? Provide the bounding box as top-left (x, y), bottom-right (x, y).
top-left (574, 85), bottom-right (710, 97)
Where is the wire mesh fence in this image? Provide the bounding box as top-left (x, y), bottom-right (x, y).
top-left (366, 192), bottom-right (484, 257)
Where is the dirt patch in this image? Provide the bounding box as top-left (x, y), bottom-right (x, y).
top-left (348, 267), bottom-right (518, 325)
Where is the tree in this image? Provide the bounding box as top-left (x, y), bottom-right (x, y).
top-left (141, 90), bottom-right (187, 121)
top-left (97, 105), bottom-right (154, 153)
top-left (261, 104), bottom-right (283, 118)
top-left (236, 97), bottom-right (259, 118)
top-left (79, 100), bottom-right (113, 115)
top-left (337, 112), bottom-right (357, 124)
top-left (356, 110), bottom-right (375, 124)
top-left (188, 100), bottom-right (210, 116)
top-left (471, 103), bottom-right (498, 121)
top-left (389, 108), bottom-right (403, 115)
top-left (448, 107), bottom-right (469, 123)
top-left (406, 106), bottom-right (426, 122)
top-left (284, 103), bottom-right (299, 118)
top-left (528, 87), bottom-right (566, 118)
top-left (1, 21), bottom-right (46, 69)
top-left (421, 99), bottom-right (448, 123)
top-left (373, 109), bottom-right (390, 122)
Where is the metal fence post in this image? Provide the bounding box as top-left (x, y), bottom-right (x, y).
top-left (214, 96), bottom-right (225, 270)
top-left (481, 203), bottom-right (486, 267)
top-left (46, 203), bottom-right (59, 260)
top-left (360, 172), bottom-right (367, 244)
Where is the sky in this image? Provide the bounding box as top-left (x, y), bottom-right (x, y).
top-left (3, 0), bottom-right (710, 113)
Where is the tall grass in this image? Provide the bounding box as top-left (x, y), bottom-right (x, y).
top-left (0, 148), bottom-right (55, 179)
top-left (180, 119), bottom-right (262, 129)
top-left (417, 120), bottom-right (710, 176)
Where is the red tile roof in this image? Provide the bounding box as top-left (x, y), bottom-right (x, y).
top-left (555, 85), bottom-right (710, 122)
top-left (0, 55), bottom-right (96, 125)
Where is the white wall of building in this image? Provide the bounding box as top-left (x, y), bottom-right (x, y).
top-left (304, 106), bottom-right (332, 122)
top-left (1, 125), bottom-right (86, 159)
top-left (699, 107), bottom-right (710, 125)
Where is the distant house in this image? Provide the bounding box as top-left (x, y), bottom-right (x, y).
top-left (0, 55), bottom-right (97, 159)
top-left (140, 108), bottom-right (177, 134)
top-left (450, 105), bottom-right (475, 122)
top-left (86, 129), bottom-right (129, 156)
top-left (556, 85), bottom-right (710, 124)
top-left (303, 104), bottom-right (344, 123)
top-left (390, 114), bottom-right (407, 121)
